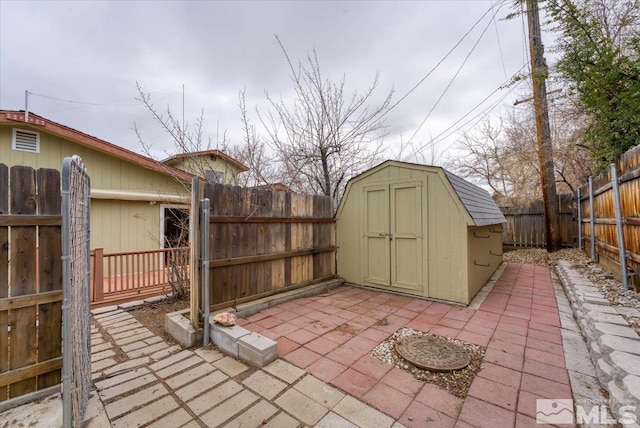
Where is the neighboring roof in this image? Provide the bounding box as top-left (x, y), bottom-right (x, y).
top-left (444, 169), bottom-right (507, 226)
top-left (162, 150), bottom-right (249, 172)
top-left (0, 110), bottom-right (194, 182)
top-left (337, 160), bottom-right (506, 226)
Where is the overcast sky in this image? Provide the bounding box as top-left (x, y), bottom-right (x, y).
top-left (0, 0), bottom-right (551, 164)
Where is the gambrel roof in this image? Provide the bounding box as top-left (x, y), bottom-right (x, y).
top-left (444, 169), bottom-right (506, 226)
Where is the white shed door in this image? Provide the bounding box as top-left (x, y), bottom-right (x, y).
top-left (363, 181), bottom-right (423, 292)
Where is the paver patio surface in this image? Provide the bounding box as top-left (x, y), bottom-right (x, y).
top-left (238, 263), bottom-right (581, 427)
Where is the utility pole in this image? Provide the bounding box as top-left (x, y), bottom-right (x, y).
top-left (526, 0), bottom-right (561, 252)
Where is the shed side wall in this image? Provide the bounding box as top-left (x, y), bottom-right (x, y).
top-left (466, 225), bottom-right (503, 302)
top-left (427, 171), bottom-right (469, 304)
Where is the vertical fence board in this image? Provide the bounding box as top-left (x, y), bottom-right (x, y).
top-left (0, 164), bottom-right (8, 401)
top-left (9, 166), bottom-right (38, 398)
top-left (37, 168), bottom-right (62, 389)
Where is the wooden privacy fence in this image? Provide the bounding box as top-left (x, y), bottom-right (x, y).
top-left (191, 181), bottom-right (336, 322)
top-left (501, 195), bottom-right (577, 248)
top-left (0, 164), bottom-right (63, 402)
top-left (577, 144), bottom-right (640, 290)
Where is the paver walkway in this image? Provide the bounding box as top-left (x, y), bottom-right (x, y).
top-left (86, 304), bottom-right (402, 427)
top-left (239, 263), bottom-right (582, 427)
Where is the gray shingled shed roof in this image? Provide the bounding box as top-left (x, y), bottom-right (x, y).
top-left (444, 169), bottom-right (506, 226)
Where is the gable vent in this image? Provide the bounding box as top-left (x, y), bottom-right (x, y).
top-left (12, 128), bottom-right (40, 153)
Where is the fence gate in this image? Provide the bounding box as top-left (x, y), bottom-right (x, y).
top-left (61, 156), bottom-right (91, 427)
top-left (0, 164), bottom-right (63, 404)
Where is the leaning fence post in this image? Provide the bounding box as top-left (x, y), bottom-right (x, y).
top-left (589, 176), bottom-right (596, 261)
top-left (201, 198), bottom-right (211, 346)
top-left (610, 163), bottom-right (629, 291)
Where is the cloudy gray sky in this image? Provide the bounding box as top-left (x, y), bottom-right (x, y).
top-left (0, 0), bottom-right (548, 163)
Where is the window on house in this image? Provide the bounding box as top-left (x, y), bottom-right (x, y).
top-left (12, 128), bottom-right (40, 153)
top-left (204, 169), bottom-right (224, 183)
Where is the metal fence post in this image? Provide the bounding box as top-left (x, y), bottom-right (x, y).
top-left (589, 176), bottom-right (596, 261)
top-left (610, 164), bottom-right (629, 291)
top-left (201, 198), bottom-right (211, 346)
top-left (577, 188), bottom-right (582, 251)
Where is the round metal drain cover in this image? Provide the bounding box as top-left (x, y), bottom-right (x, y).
top-left (395, 335), bottom-right (471, 371)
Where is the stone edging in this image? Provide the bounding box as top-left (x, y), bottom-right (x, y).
top-left (555, 260), bottom-right (640, 419)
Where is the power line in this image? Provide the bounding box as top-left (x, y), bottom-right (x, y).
top-left (490, 0), bottom-right (508, 81)
top-left (386, 0), bottom-right (506, 114)
top-left (30, 85), bottom-right (182, 110)
top-left (405, 0), bottom-right (507, 148)
top-left (409, 62), bottom-right (529, 157)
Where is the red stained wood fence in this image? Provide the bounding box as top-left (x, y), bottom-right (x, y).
top-left (0, 164), bottom-right (63, 402)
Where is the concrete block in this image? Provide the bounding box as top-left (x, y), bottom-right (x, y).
top-left (599, 335), bottom-right (640, 356)
top-left (144, 295), bottom-right (166, 304)
top-left (623, 375), bottom-right (640, 403)
top-left (584, 303), bottom-right (618, 314)
top-left (164, 311), bottom-right (202, 347)
top-left (238, 333), bottom-right (278, 368)
top-left (616, 307), bottom-right (640, 318)
top-left (583, 296), bottom-right (611, 305)
top-left (91, 305), bottom-right (119, 315)
top-left (608, 380), bottom-right (628, 416)
top-left (118, 300), bottom-right (145, 310)
top-left (594, 322), bottom-right (640, 339)
top-left (611, 351), bottom-right (640, 377)
top-left (210, 324), bottom-right (250, 358)
top-left (588, 312), bottom-right (630, 326)
top-left (596, 358), bottom-right (613, 385)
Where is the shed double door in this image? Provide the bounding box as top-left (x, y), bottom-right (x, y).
top-left (363, 181), bottom-right (423, 293)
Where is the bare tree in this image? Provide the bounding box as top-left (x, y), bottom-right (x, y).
top-left (258, 36), bottom-right (394, 203)
top-left (219, 90), bottom-right (279, 188)
top-left (133, 82), bottom-right (251, 186)
top-left (448, 106), bottom-right (593, 207)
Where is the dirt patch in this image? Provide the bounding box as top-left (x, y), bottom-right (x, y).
top-left (129, 298), bottom-right (190, 346)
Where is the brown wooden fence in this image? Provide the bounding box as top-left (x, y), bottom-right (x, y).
top-left (0, 164), bottom-right (63, 402)
top-left (577, 144), bottom-right (640, 289)
top-left (191, 181), bottom-right (336, 318)
top-left (501, 195), bottom-right (577, 248)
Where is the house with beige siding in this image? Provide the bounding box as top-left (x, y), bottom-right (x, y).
top-left (0, 110), bottom-right (243, 255)
top-left (163, 150), bottom-right (248, 185)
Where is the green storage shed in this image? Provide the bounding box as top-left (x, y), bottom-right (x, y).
top-left (335, 160), bottom-right (506, 305)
